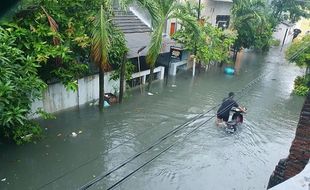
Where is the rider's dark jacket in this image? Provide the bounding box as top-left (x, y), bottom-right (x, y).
top-left (217, 98), bottom-right (239, 120)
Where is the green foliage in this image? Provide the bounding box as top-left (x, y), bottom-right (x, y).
top-left (174, 22), bottom-right (236, 64)
top-left (270, 38), bottom-right (281, 47)
top-left (286, 35), bottom-right (310, 68)
top-left (286, 35), bottom-right (310, 96)
top-left (0, 0), bottom-right (129, 143)
top-left (293, 75), bottom-right (310, 96)
top-left (0, 26), bottom-right (46, 144)
top-left (1, 0), bottom-right (109, 88)
top-left (271, 0), bottom-right (310, 23)
top-left (231, 0), bottom-right (273, 51)
top-left (121, 0), bottom-right (199, 89)
top-left (108, 27), bottom-right (129, 69)
top-left (110, 61), bottom-right (136, 81)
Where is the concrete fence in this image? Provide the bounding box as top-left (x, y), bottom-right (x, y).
top-left (31, 66), bottom-right (165, 116)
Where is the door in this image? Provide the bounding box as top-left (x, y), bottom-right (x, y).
top-left (170, 22), bottom-right (176, 36)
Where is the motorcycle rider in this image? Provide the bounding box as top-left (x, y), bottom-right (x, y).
top-left (216, 92), bottom-right (246, 126)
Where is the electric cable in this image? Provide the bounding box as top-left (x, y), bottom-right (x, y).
top-left (80, 72), bottom-right (269, 190)
top-left (37, 70), bottom-right (267, 190)
top-left (105, 84), bottom-right (255, 190)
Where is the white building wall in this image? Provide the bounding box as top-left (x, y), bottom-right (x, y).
top-left (272, 23), bottom-right (295, 46)
top-left (203, 0), bottom-right (232, 26)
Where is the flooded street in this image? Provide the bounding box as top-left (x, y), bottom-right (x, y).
top-left (0, 47), bottom-right (306, 190)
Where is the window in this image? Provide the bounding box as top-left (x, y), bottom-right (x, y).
top-left (216, 15), bottom-right (230, 29)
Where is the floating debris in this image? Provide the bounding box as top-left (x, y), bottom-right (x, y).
top-left (71, 132), bottom-right (77, 137)
top-left (21, 134), bottom-right (33, 140)
top-left (1, 178), bottom-right (6, 182)
top-left (171, 84), bottom-right (177, 87)
top-left (147, 92), bottom-right (154, 96)
top-left (57, 133), bottom-right (62, 137)
top-left (78, 131), bottom-right (82, 134)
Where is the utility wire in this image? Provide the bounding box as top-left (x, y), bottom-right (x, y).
top-left (80, 72), bottom-right (269, 190)
top-left (37, 70), bottom-right (265, 190)
top-left (288, 42), bottom-right (310, 61)
top-left (105, 80), bottom-right (259, 190)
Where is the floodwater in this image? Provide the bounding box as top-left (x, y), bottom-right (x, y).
top-left (0, 47), bottom-right (306, 190)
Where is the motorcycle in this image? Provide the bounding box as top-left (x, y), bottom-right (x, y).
top-left (225, 107), bottom-right (246, 133)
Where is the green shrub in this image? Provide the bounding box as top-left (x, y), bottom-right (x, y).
top-left (293, 75), bottom-right (310, 96)
top-left (0, 26), bottom-right (46, 144)
top-left (270, 38), bottom-right (281, 46)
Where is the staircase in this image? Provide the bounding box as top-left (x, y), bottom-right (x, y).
top-left (113, 10), bottom-right (152, 34)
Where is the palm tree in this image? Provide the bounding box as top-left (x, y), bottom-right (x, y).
top-left (231, 0), bottom-right (270, 57)
top-left (91, 4), bottom-right (111, 110)
top-left (120, 0), bottom-right (198, 90)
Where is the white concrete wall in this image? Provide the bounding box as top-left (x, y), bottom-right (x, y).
top-left (31, 72), bottom-right (119, 115)
top-left (270, 163), bottom-right (310, 190)
top-left (273, 23), bottom-right (295, 45)
top-left (129, 4), bottom-right (151, 28)
top-left (31, 67), bottom-right (165, 116)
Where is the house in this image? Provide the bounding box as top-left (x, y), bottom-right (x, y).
top-left (272, 21), bottom-right (295, 46)
top-left (166, 0), bottom-right (233, 37)
top-left (202, 0), bottom-right (233, 29)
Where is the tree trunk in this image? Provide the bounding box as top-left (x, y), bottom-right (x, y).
top-left (119, 56), bottom-right (126, 103)
top-left (233, 48), bottom-right (238, 64)
top-left (99, 67), bottom-right (105, 110)
top-left (147, 65), bottom-right (154, 91)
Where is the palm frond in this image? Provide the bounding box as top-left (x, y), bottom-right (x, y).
top-left (146, 19), bottom-right (165, 66)
top-left (91, 5), bottom-right (111, 71)
top-left (41, 6), bottom-right (60, 45)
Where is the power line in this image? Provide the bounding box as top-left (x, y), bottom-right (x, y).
top-left (37, 69), bottom-right (267, 190)
top-left (105, 80), bottom-right (261, 190)
top-left (80, 72), bottom-right (269, 190)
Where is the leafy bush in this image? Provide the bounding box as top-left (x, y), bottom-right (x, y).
top-left (286, 35), bottom-right (310, 68)
top-left (270, 38), bottom-right (281, 46)
top-left (0, 26), bottom-right (46, 144)
top-left (293, 75), bottom-right (310, 96)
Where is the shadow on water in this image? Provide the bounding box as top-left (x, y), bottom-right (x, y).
top-left (0, 47), bottom-right (306, 190)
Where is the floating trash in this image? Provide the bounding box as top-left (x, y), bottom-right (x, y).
top-left (171, 84), bottom-right (177, 87)
top-left (21, 134), bottom-right (33, 140)
top-left (71, 132), bottom-right (77, 137)
top-left (104, 101), bottom-right (110, 108)
top-left (224, 67), bottom-right (235, 75)
top-left (147, 92), bottom-right (154, 96)
top-left (1, 178), bottom-right (6, 182)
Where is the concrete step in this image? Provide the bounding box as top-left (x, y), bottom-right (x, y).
top-left (113, 19), bottom-right (145, 24)
top-left (121, 28), bottom-right (152, 33)
top-left (113, 10), bottom-right (134, 16)
top-left (117, 24), bottom-right (150, 29)
top-left (113, 15), bottom-right (139, 20)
